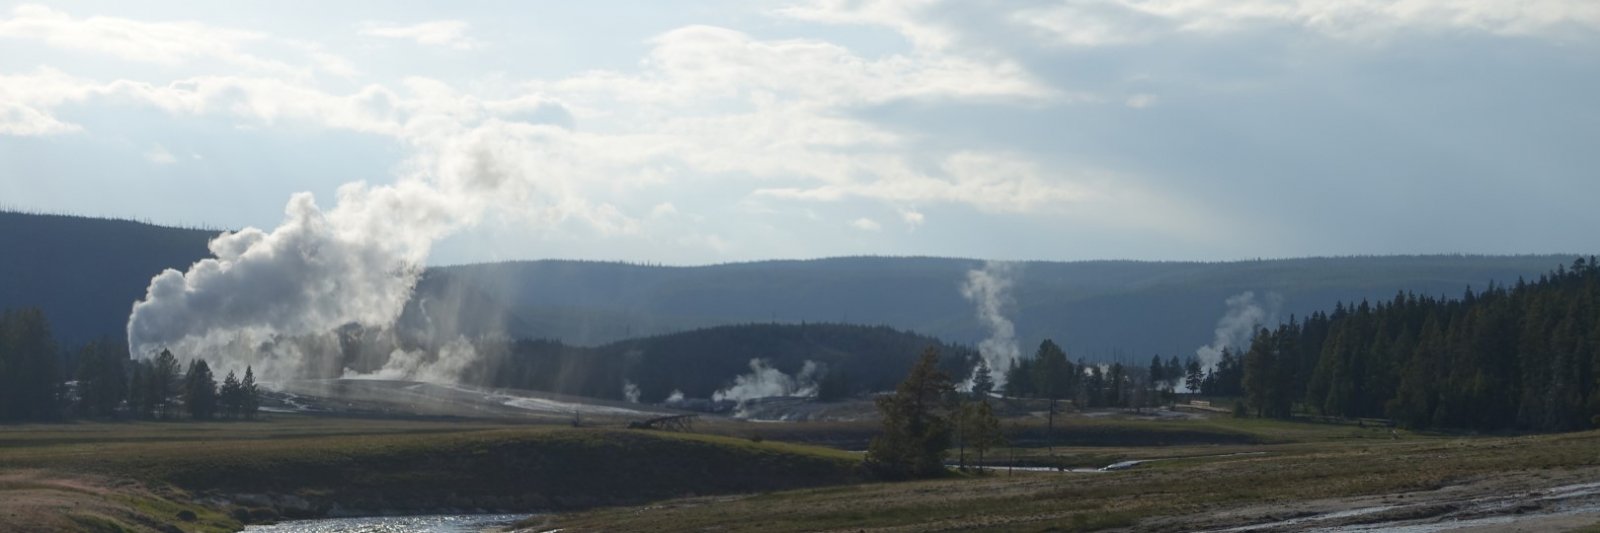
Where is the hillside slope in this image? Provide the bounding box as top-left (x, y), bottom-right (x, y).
top-left (0, 211), bottom-right (217, 344)
top-left (0, 211), bottom-right (1578, 362)
top-left (433, 255), bottom-right (1578, 359)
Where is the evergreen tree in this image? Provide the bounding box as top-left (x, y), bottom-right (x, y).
top-left (1033, 340), bottom-right (1071, 452)
top-left (1184, 358), bottom-right (1204, 394)
top-left (183, 359), bottom-right (218, 420)
top-left (864, 347), bottom-right (955, 479)
top-left (127, 362), bottom-right (152, 419)
top-left (149, 349), bottom-right (182, 419)
top-left (970, 360), bottom-right (995, 399)
top-left (1149, 355), bottom-right (1166, 396)
top-left (240, 366), bottom-right (260, 419)
top-left (0, 308), bottom-right (61, 421)
top-left (73, 340), bottom-right (127, 418)
top-left (219, 371), bottom-right (242, 419)
top-left (1004, 357), bottom-right (1034, 397)
top-left (959, 400), bottom-right (1005, 468)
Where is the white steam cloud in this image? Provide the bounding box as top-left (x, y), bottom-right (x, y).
top-left (124, 121), bottom-right (559, 384)
top-left (622, 380), bottom-right (641, 403)
top-left (961, 261), bottom-right (1021, 391)
top-left (712, 359), bottom-right (824, 403)
top-left (342, 336), bottom-right (480, 384)
top-left (1195, 291), bottom-right (1283, 370)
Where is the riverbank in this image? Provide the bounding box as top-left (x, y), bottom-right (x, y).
top-left (532, 421), bottom-right (1600, 531)
top-left (0, 415), bottom-right (862, 532)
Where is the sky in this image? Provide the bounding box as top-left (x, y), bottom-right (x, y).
top-left (3, 0), bottom-right (1598, 266)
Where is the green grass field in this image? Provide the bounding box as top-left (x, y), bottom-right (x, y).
top-left (538, 414), bottom-right (1600, 532)
top-left (8, 410), bottom-right (1600, 532)
top-left (0, 415), bottom-right (861, 532)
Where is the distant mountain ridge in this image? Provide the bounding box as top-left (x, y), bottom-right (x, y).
top-left (431, 254), bottom-right (1579, 360)
top-left (0, 211), bottom-right (1581, 362)
top-left (0, 211), bottom-right (218, 344)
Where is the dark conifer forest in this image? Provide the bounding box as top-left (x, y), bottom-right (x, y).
top-left (1226, 257), bottom-right (1600, 432)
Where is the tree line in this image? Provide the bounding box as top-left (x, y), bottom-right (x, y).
top-left (0, 307), bottom-right (258, 422)
top-left (1002, 339), bottom-right (1188, 410)
top-left (866, 348), bottom-right (1007, 479)
top-left (1228, 257), bottom-right (1600, 432)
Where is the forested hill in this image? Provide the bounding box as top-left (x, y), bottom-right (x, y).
top-left (1228, 257), bottom-right (1600, 432)
top-left (0, 211), bottom-right (1582, 361)
top-left (462, 323), bottom-right (977, 402)
top-left (0, 211), bottom-right (218, 344)
top-left (433, 255), bottom-right (1579, 359)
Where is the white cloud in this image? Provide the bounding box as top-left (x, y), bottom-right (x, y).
top-left (144, 145), bottom-right (177, 164)
top-left (0, 5), bottom-right (351, 77)
top-left (850, 217), bottom-right (882, 231)
top-left (650, 202), bottom-right (679, 218)
top-left (0, 67), bottom-right (95, 136)
top-left (0, 101), bottom-right (79, 135)
top-left (1015, 0), bottom-right (1600, 47)
top-left (360, 20), bottom-right (479, 50)
top-left (898, 208), bottom-right (925, 229)
top-left (778, 0), bottom-right (955, 52)
top-left (756, 151), bottom-right (1087, 215)
top-left (1125, 94), bottom-right (1158, 108)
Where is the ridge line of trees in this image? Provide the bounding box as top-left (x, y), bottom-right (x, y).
top-left (1231, 257), bottom-right (1600, 432)
top-left (0, 307), bottom-right (258, 422)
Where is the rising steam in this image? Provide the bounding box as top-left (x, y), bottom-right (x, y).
top-left (961, 261), bottom-right (1021, 390)
top-left (125, 123), bottom-right (551, 384)
top-left (622, 380), bottom-right (642, 403)
top-left (712, 359), bottom-right (824, 403)
top-left (1195, 291), bottom-right (1282, 369)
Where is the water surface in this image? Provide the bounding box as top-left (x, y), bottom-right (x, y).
top-left (242, 514), bottom-right (528, 533)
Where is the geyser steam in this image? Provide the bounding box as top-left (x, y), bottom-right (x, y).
top-left (1195, 291), bottom-right (1282, 369)
top-left (125, 123), bottom-right (547, 384)
top-left (713, 359), bottom-right (824, 403)
top-left (961, 261), bottom-right (1021, 391)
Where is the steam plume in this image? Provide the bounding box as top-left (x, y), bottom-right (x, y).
top-left (712, 359), bottom-right (824, 403)
top-left (1195, 291), bottom-right (1282, 369)
top-left (961, 261), bottom-right (1021, 390)
top-left (125, 122), bottom-right (551, 383)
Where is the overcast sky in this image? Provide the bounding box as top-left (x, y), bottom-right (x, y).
top-left (3, 1), bottom-right (1597, 265)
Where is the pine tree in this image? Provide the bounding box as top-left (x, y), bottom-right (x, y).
top-left (0, 308), bottom-right (61, 421)
top-left (240, 366), bottom-right (260, 419)
top-left (970, 360), bottom-right (995, 399)
top-left (1184, 358), bottom-right (1204, 394)
top-left (960, 400), bottom-right (1005, 468)
top-left (183, 359), bottom-right (217, 420)
top-left (73, 340), bottom-right (127, 418)
top-left (1005, 357), bottom-right (1034, 397)
top-left (864, 347), bottom-right (955, 479)
top-left (1033, 340), bottom-right (1071, 452)
top-left (150, 349), bottom-right (182, 419)
top-left (219, 371), bottom-right (242, 419)
top-left (127, 362), bottom-right (152, 419)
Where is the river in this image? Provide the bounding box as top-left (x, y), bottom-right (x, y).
top-left (242, 514), bottom-right (530, 533)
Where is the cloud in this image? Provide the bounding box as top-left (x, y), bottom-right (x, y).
top-left (360, 20), bottom-right (479, 50)
top-left (777, 0), bottom-right (955, 52)
top-left (144, 145), bottom-right (177, 164)
top-left (1014, 0), bottom-right (1600, 47)
top-left (0, 5), bottom-right (350, 77)
top-left (755, 151), bottom-right (1087, 214)
top-left (650, 202), bottom-right (679, 218)
top-left (850, 217), bottom-right (882, 231)
top-left (1125, 94), bottom-right (1158, 108)
top-left (898, 208), bottom-right (925, 229)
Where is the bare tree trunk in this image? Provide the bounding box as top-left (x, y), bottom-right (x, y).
top-left (1047, 397), bottom-right (1056, 457)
